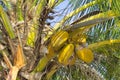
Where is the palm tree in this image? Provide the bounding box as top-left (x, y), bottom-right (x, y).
top-left (0, 0), bottom-right (120, 80)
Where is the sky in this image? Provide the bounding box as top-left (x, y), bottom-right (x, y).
top-left (47, 0), bottom-right (70, 27)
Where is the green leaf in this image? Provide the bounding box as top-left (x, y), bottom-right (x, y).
top-left (16, 0), bottom-right (24, 21)
top-left (0, 5), bottom-right (15, 39)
